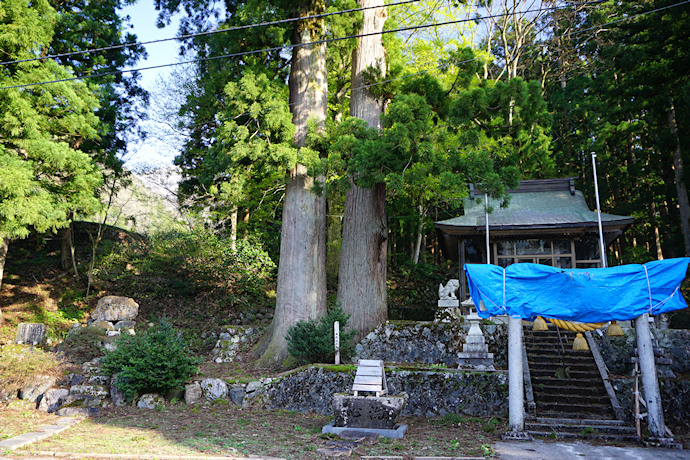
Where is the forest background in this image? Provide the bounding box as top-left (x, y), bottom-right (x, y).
top-left (1, 0), bottom-right (689, 364)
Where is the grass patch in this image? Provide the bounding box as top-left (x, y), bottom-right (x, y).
top-left (0, 344), bottom-right (64, 399)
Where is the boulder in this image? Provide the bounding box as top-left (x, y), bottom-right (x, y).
top-left (110, 375), bottom-right (128, 407)
top-left (91, 320), bottom-right (114, 331)
top-left (56, 407), bottom-right (100, 417)
top-left (59, 393), bottom-right (102, 408)
top-left (38, 388), bottom-right (69, 413)
top-left (185, 383), bottom-right (202, 404)
top-left (200, 378), bottom-right (227, 401)
top-left (91, 296), bottom-right (139, 322)
top-left (69, 384), bottom-right (109, 398)
top-left (114, 320), bottom-right (136, 332)
top-left (19, 375), bottom-right (57, 403)
top-left (15, 323), bottom-right (46, 346)
top-left (228, 387), bottom-right (246, 405)
top-left (137, 393), bottom-right (164, 409)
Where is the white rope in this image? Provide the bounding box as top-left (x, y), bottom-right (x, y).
top-left (643, 265), bottom-right (653, 314)
top-left (503, 267), bottom-right (507, 314)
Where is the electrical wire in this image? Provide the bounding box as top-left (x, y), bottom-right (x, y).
top-left (0, 0), bottom-right (606, 90)
top-left (0, 0), bottom-right (421, 67)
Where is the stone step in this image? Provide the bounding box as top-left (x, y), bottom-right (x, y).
top-left (527, 360), bottom-right (597, 372)
top-left (531, 383), bottom-right (607, 396)
top-left (526, 430), bottom-right (641, 443)
top-left (526, 349), bottom-right (594, 360)
top-left (533, 391), bottom-right (609, 405)
top-left (526, 422), bottom-right (637, 435)
top-left (533, 417), bottom-right (625, 426)
top-left (529, 377), bottom-right (603, 388)
top-left (536, 401), bottom-right (613, 416)
top-left (530, 368), bottom-right (601, 379)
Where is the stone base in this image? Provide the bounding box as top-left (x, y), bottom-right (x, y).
top-left (645, 437), bottom-right (683, 449)
top-left (333, 393), bottom-right (408, 429)
top-left (457, 352), bottom-right (495, 370)
top-left (322, 423), bottom-right (408, 440)
top-left (501, 430), bottom-right (534, 441)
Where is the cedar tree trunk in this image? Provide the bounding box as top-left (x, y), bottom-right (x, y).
top-left (255, 9), bottom-right (328, 368)
top-left (337, 0), bottom-right (388, 342)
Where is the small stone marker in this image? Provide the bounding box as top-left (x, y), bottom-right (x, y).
top-left (352, 359), bottom-right (387, 397)
top-left (16, 323), bottom-right (46, 346)
top-left (334, 321), bottom-right (340, 365)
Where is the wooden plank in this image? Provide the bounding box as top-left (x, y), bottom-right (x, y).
top-left (352, 383), bottom-right (383, 391)
top-left (355, 368), bottom-right (382, 376)
top-left (358, 359), bottom-right (383, 367)
top-left (353, 376), bottom-right (381, 385)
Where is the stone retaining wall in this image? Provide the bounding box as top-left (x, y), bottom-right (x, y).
top-left (355, 321), bottom-right (508, 368)
top-left (261, 366), bottom-right (508, 417)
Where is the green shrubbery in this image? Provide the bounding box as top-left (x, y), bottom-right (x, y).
top-left (102, 320), bottom-right (199, 402)
top-left (286, 307), bottom-right (356, 364)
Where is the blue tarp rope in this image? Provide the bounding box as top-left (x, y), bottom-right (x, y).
top-left (464, 258), bottom-right (690, 322)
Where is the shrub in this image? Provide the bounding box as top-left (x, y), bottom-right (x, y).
top-left (0, 344), bottom-right (64, 399)
top-left (101, 320), bottom-right (199, 403)
top-left (286, 306), bottom-right (356, 364)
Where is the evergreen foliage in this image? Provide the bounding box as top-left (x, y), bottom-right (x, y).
top-left (102, 320), bottom-right (199, 402)
top-left (286, 306), bottom-right (356, 364)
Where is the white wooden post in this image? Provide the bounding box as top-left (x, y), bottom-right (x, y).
top-left (508, 316), bottom-right (525, 432)
top-left (635, 313), bottom-right (666, 438)
top-left (334, 321), bottom-right (340, 365)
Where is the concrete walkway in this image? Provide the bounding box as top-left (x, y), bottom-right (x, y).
top-left (495, 440), bottom-right (690, 459)
top-left (0, 417), bottom-right (81, 452)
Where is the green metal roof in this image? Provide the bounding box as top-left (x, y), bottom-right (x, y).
top-left (435, 179), bottom-right (634, 235)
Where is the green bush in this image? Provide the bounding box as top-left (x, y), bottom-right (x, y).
top-left (102, 320), bottom-right (199, 402)
top-left (286, 306), bottom-right (356, 364)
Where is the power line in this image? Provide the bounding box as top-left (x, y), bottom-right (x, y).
top-left (0, 0), bottom-right (422, 68)
top-left (0, 0), bottom-right (605, 90)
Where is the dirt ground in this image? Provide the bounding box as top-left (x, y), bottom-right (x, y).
top-left (2, 401), bottom-right (502, 459)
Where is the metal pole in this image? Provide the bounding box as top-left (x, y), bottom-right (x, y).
top-left (508, 316), bottom-right (524, 432)
top-left (485, 193), bottom-right (490, 264)
top-left (591, 153), bottom-right (608, 268)
top-left (635, 313), bottom-right (666, 438)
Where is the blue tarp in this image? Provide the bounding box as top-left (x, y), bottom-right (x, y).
top-left (464, 258), bottom-right (690, 322)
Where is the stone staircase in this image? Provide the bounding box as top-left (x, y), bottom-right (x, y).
top-left (524, 328), bottom-right (639, 442)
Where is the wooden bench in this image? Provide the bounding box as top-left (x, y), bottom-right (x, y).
top-left (352, 359), bottom-right (388, 397)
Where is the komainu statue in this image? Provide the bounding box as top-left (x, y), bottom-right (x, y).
top-left (438, 279), bottom-right (460, 300)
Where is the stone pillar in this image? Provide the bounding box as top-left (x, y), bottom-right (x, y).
top-left (508, 316), bottom-right (524, 433)
top-left (635, 313), bottom-right (666, 438)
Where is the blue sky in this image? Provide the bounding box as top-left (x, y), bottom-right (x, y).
top-left (120, 1), bottom-right (183, 170)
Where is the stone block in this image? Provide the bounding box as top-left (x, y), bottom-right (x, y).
top-left (15, 323), bottom-right (46, 345)
top-left (245, 380), bottom-right (261, 393)
top-left (91, 320), bottom-right (114, 331)
top-left (200, 378), bottom-right (228, 401)
top-left (59, 394), bottom-right (102, 408)
top-left (38, 388), bottom-right (69, 413)
top-left (91, 296), bottom-right (139, 322)
top-left (185, 382), bottom-right (202, 404)
top-left (110, 375), bottom-right (128, 407)
top-left (137, 393), bottom-right (164, 409)
top-left (114, 320), bottom-right (136, 331)
top-left (332, 393), bottom-right (408, 429)
top-left (56, 406), bottom-right (100, 417)
top-left (69, 384), bottom-right (109, 398)
top-left (19, 375), bottom-right (57, 403)
top-left (228, 387), bottom-right (246, 405)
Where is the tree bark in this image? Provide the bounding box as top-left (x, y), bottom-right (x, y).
top-left (255, 8), bottom-right (328, 368)
top-left (0, 236), bottom-right (8, 323)
top-left (337, 0), bottom-right (388, 343)
top-left (229, 205), bottom-right (238, 251)
top-left (667, 95), bottom-right (690, 256)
